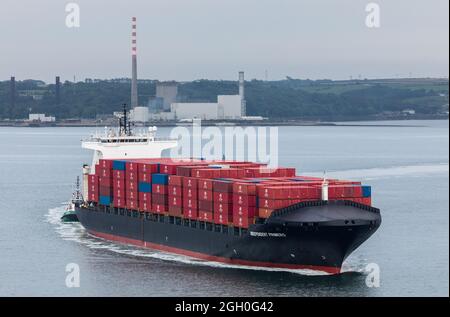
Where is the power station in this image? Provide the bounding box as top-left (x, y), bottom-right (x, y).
top-left (126, 16), bottom-right (253, 123)
top-left (130, 17), bottom-right (138, 108)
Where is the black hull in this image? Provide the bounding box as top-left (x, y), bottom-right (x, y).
top-left (75, 201), bottom-right (381, 274)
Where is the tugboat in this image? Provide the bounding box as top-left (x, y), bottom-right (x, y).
top-left (61, 177), bottom-right (83, 223)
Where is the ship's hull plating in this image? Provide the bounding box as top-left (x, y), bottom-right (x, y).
top-left (75, 201), bottom-right (381, 274)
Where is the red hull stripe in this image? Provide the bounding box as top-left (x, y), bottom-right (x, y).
top-left (88, 230), bottom-right (341, 274)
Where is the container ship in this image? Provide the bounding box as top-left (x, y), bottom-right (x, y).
top-left (75, 111), bottom-right (381, 274)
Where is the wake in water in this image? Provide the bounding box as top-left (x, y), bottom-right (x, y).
top-left (305, 163), bottom-right (449, 181)
top-left (46, 206), bottom-right (367, 276)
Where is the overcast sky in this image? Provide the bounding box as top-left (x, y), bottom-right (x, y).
top-left (0, 0), bottom-right (448, 82)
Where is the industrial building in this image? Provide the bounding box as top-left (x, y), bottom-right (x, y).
top-left (28, 113), bottom-right (56, 122)
top-left (170, 94), bottom-right (242, 120)
top-left (156, 82), bottom-right (178, 111)
top-left (149, 72), bottom-right (246, 121)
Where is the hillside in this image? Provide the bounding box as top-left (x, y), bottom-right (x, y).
top-left (0, 78), bottom-right (448, 120)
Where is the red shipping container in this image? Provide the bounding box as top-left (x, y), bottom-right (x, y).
top-left (113, 170), bottom-right (125, 180)
top-left (184, 207), bottom-right (198, 219)
top-left (152, 193), bottom-right (168, 205)
top-left (198, 211), bottom-right (213, 222)
top-left (88, 174), bottom-right (98, 185)
top-left (138, 171), bottom-right (152, 183)
top-left (233, 214), bottom-right (255, 228)
top-left (214, 202), bottom-right (233, 215)
top-left (113, 197), bottom-right (126, 208)
top-left (355, 197), bottom-right (372, 206)
top-left (99, 186), bottom-right (112, 197)
top-left (169, 206), bottom-right (183, 216)
top-left (112, 178), bottom-right (126, 190)
top-left (198, 179), bottom-right (214, 191)
top-left (168, 185), bottom-right (183, 197)
top-left (329, 186), bottom-right (345, 199)
top-left (127, 179), bottom-right (138, 192)
top-left (233, 205), bottom-right (256, 218)
top-left (194, 169), bottom-right (222, 179)
top-left (259, 198), bottom-right (297, 209)
top-left (126, 190), bottom-right (138, 201)
top-left (168, 175), bottom-right (184, 186)
top-left (258, 208), bottom-right (274, 218)
top-left (126, 170), bottom-right (138, 182)
top-left (152, 184), bottom-right (168, 195)
top-left (213, 181), bottom-right (233, 193)
top-left (139, 192), bottom-right (152, 212)
top-left (97, 168), bottom-right (112, 178)
top-left (159, 164), bottom-right (178, 175)
top-left (176, 166), bottom-right (200, 177)
top-left (199, 200), bottom-right (213, 212)
top-left (198, 189), bottom-right (213, 202)
top-left (114, 188), bottom-right (126, 199)
top-left (161, 161), bottom-right (205, 175)
top-left (183, 187), bottom-right (198, 199)
top-left (99, 159), bottom-right (113, 170)
top-left (152, 203), bottom-right (168, 214)
top-left (88, 175), bottom-right (99, 202)
top-left (169, 196), bottom-right (183, 207)
top-left (363, 197), bottom-right (372, 206)
top-left (182, 177), bottom-right (198, 189)
top-left (258, 187), bottom-right (289, 199)
top-left (88, 191), bottom-right (99, 202)
top-left (138, 162), bottom-right (159, 175)
top-left (125, 161), bottom-right (139, 173)
top-left (183, 197), bottom-right (198, 209)
top-left (88, 175), bottom-right (98, 192)
top-left (233, 194), bottom-right (257, 207)
top-left (273, 168), bottom-right (296, 177)
top-left (343, 186), bottom-right (354, 198)
top-left (213, 191), bottom-right (233, 204)
top-left (353, 185), bottom-right (363, 198)
top-left (232, 182), bottom-right (258, 195)
top-left (214, 211), bottom-right (232, 225)
top-left (126, 199), bottom-right (138, 210)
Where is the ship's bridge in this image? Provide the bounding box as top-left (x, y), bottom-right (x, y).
top-left (82, 126), bottom-right (178, 173)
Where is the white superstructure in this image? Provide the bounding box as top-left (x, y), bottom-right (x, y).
top-left (82, 107), bottom-right (177, 176)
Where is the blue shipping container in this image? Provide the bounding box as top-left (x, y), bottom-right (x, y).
top-left (362, 186), bottom-right (372, 198)
top-left (99, 195), bottom-right (112, 205)
top-left (139, 182), bottom-right (152, 193)
top-left (152, 173), bottom-right (169, 185)
top-left (113, 160), bottom-right (127, 171)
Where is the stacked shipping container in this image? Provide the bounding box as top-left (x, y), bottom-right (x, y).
top-left (86, 159), bottom-right (373, 229)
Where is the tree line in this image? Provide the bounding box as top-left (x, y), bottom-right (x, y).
top-left (0, 79), bottom-right (447, 120)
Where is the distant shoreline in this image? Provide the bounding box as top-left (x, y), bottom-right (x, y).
top-left (0, 115), bottom-right (447, 128)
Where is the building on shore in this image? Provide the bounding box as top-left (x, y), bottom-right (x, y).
top-left (149, 72), bottom-right (246, 121)
top-left (156, 82), bottom-right (178, 111)
top-left (28, 113), bottom-right (56, 122)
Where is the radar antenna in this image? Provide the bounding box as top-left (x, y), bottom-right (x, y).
top-left (119, 103), bottom-right (133, 136)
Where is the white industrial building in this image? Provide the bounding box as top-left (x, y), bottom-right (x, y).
top-left (150, 72), bottom-right (246, 121)
top-left (171, 95), bottom-right (242, 120)
top-left (130, 106), bottom-right (150, 122)
top-left (28, 113), bottom-right (56, 122)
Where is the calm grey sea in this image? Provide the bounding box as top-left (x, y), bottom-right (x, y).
top-left (0, 120), bottom-right (448, 296)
